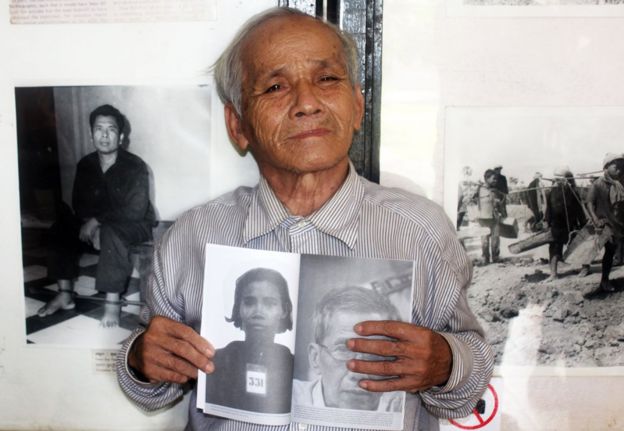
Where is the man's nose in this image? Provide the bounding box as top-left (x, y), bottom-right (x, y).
top-left (291, 81), bottom-right (322, 118)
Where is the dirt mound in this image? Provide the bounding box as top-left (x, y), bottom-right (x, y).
top-left (468, 258), bottom-right (624, 367)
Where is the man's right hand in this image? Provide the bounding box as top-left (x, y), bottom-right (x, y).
top-left (128, 316), bottom-right (215, 384)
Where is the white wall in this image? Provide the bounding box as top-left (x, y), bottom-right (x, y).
top-left (0, 1), bottom-right (270, 430)
top-left (379, 1), bottom-right (624, 430)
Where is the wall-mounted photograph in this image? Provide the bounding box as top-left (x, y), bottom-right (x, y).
top-left (444, 107), bottom-right (624, 371)
top-left (447, 0), bottom-right (624, 17)
top-left (16, 85), bottom-right (211, 347)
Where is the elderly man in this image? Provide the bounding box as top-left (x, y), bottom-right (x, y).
top-left (117, 7), bottom-right (492, 431)
top-left (585, 153), bottom-right (624, 295)
top-left (293, 286), bottom-right (403, 412)
top-left (40, 104), bottom-right (155, 327)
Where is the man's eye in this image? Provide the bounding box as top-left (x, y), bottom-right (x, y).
top-left (265, 84), bottom-right (281, 93)
top-left (319, 75), bottom-right (339, 83)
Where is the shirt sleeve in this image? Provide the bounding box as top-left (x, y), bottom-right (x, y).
top-left (416, 214), bottom-right (494, 419)
top-left (116, 234), bottom-right (189, 410)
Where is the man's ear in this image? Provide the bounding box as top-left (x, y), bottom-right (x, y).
top-left (308, 343), bottom-right (322, 377)
top-left (224, 103), bottom-right (250, 153)
top-left (353, 84), bottom-right (365, 132)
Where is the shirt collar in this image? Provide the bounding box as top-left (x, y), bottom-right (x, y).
top-left (242, 162), bottom-right (364, 249)
top-left (311, 379), bottom-right (327, 407)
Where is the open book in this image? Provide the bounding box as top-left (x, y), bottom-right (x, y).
top-left (197, 244), bottom-right (414, 430)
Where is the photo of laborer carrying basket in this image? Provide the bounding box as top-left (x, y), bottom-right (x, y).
top-left (508, 166), bottom-right (611, 283)
top-left (472, 168), bottom-right (519, 264)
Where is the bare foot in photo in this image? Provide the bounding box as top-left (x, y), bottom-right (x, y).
top-left (101, 301), bottom-right (121, 328)
top-left (37, 290), bottom-right (75, 317)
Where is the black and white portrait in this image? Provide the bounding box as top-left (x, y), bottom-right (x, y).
top-left (204, 267), bottom-right (295, 413)
top-left (198, 245), bottom-right (299, 421)
top-left (17, 85), bottom-right (211, 347)
top-left (292, 255), bottom-right (412, 418)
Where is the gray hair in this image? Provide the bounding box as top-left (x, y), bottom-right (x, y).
top-left (312, 286), bottom-right (400, 344)
top-left (212, 6), bottom-right (360, 115)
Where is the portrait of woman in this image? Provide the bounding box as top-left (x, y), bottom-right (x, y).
top-left (204, 267), bottom-right (294, 413)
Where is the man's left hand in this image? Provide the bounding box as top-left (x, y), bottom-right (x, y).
top-left (347, 320), bottom-right (452, 393)
top-left (79, 218), bottom-right (100, 244)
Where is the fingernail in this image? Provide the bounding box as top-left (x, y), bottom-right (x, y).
top-left (359, 381), bottom-right (368, 389)
top-left (347, 360), bottom-right (356, 370)
top-left (354, 324), bottom-right (362, 334)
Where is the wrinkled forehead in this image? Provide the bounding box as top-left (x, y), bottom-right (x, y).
top-left (323, 311), bottom-right (384, 339)
top-left (239, 15), bottom-right (347, 75)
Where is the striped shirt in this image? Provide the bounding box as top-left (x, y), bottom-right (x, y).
top-left (116, 164), bottom-right (493, 431)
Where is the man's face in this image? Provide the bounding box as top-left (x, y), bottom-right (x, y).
top-left (310, 311), bottom-right (384, 410)
top-left (486, 174), bottom-right (497, 187)
top-left (91, 115), bottom-right (122, 155)
top-left (606, 160), bottom-right (624, 178)
top-left (226, 16), bottom-right (364, 177)
top-left (239, 280), bottom-right (286, 337)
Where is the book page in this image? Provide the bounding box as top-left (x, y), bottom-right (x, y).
top-left (197, 244), bottom-right (300, 426)
top-left (291, 254), bottom-right (413, 430)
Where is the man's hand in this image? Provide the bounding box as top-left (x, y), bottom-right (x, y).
top-left (79, 218), bottom-right (100, 243)
top-left (128, 316), bottom-right (215, 384)
top-left (346, 320), bottom-right (452, 393)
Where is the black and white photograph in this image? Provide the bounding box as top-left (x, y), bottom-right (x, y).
top-left (444, 107), bottom-right (624, 370)
top-left (17, 84), bottom-right (211, 347)
top-left (198, 245), bottom-right (300, 426)
top-left (447, 0), bottom-right (624, 16)
top-left (291, 254), bottom-right (412, 430)
top-left (465, 0), bottom-right (624, 4)
top-left (203, 267), bottom-right (296, 414)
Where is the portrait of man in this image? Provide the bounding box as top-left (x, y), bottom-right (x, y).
top-left (292, 286), bottom-right (403, 412)
top-left (37, 103), bottom-right (155, 327)
top-left (204, 267), bottom-right (294, 414)
top-left (293, 286), bottom-right (403, 412)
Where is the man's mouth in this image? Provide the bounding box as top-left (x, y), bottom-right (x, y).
top-left (289, 128), bottom-right (330, 140)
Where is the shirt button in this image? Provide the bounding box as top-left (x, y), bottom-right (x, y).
top-left (296, 220), bottom-right (308, 228)
top-left (298, 424), bottom-right (308, 431)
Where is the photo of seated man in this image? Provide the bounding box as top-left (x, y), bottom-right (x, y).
top-left (292, 286), bottom-right (403, 412)
top-left (38, 104), bottom-right (155, 327)
top-left (204, 267), bottom-right (294, 414)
